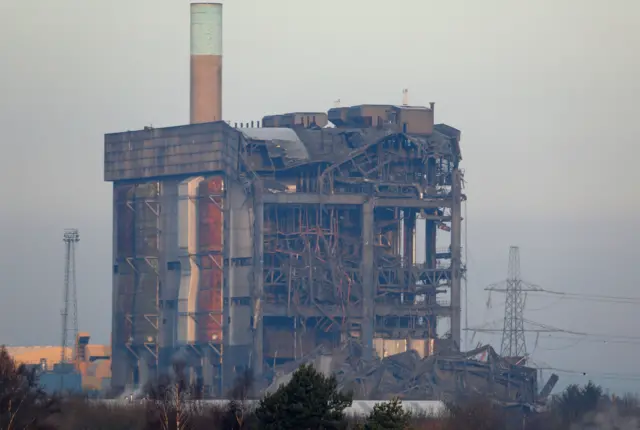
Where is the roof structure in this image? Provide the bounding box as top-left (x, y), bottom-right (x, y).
top-left (5, 346), bottom-right (70, 365)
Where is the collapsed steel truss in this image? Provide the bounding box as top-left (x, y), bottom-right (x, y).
top-left (244, 128), bottom-right (465, 378)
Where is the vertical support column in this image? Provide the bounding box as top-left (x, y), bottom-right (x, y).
top-left (252, 182), bottom-right (264, 376)
top-left (222, 181), bottom-right (253, 389)
top-left (425, 217), bottom-right (437, 269)
top-left (424, 214), bottom-right (437, 345)
top-left (222, 183), bottom-right (231, 391)
top-left (111, 184), bottom-right (127, 394)
top-left (158, 180), bottom-right (179, 377)
top-left (152, 183), bottom-right (162, 378)
top-left (404, 209), bottom-right (415, 281)
top-left (425, 157), bottom-right (438, 270)
top-left (201, 349), bottom-right (216, 398)
top-left (137, 354), bottom-right (153, 388)
top-left (450, 169), bottom-right (463, 350)
top-left (361, 199), bottom-right (375, 359)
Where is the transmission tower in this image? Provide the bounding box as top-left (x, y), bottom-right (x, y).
top-left (485, 246), bottom-right (541, 359)
top-left (61, 229), bottom-right (80, 364)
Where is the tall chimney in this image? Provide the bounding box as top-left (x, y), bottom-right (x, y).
top-left (402, 88), bottom-right (409, 106)
top-left (190, 3), bottom-right (223, 124)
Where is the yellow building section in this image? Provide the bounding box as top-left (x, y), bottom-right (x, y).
top-left (373, 338), bottom-right (435, 359)
top-left (5, 346), bottom-right (70, 367)
top-left (5, 334), bottom-right (111, 392)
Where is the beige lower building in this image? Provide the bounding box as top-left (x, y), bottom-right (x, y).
top-left (5, 332), bottom-right (111, 391)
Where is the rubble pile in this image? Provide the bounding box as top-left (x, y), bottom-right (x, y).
top-left (260, 343), bottom-right (557, 406)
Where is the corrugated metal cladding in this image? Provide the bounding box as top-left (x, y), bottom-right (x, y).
top-left (197, 176), bottom-right (224, 343)
top-left (177, 177), bottom-right (201, 344)
top-left (172, 174), bottom-right (224, 345)
top-left (113, 182), bottom-right (160, 347)
top-left (113, 184), bottom-right (134, 348)
top-left (190, 3), bottom-right (223, 56)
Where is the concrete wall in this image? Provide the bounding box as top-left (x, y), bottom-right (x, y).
top-left (223, 180), bottom-right (254, 378)
top-left (104, 122), bottom-right (233, 182)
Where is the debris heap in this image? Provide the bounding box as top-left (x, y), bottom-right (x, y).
top-left (261, 344), bottom-right (557, 406)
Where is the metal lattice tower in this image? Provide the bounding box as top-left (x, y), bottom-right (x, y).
top-left (484, 246), bottom-right (543, 359)
top-left (500, 247), bottom-right (527, 357)
top-left (61, 229), bottom-right (80, 364)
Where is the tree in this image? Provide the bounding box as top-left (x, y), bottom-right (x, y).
top-left (553, 381), bottom-right (603, 426)
top-left (220, 368), bottom-right (256, 430)
top-left (144, 356), bottom-right (193, 430)
top-left (0, 346), bottom-right (56, 429)
top-left (255, 363), bottom-right (353, 430)
top-left (443, 397), bottom-right (505, 430)
top-left (364, 398), bottom-right (411, 430)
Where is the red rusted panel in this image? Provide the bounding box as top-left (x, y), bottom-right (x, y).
top-left (197, 176), bottom-right (224, 343)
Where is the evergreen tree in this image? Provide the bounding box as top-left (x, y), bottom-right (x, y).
top-left (553, 381), bottom-right (603, 426)
top-left (364, 398), bottom-right (411, 430)
top-left (255, 363), bottom-right (353, 430)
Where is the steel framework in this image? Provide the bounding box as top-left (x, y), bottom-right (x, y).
top-left (485, 246), bottom-right (543, 361)
top-left (61, 228), bottom-right (80, 364)
top-left (500, 247), bottom-right (527, 357)
top-left (105, 106), bottom-right (466, 396)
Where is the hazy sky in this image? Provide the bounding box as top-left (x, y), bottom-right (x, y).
top-left (1, 0), bottom-right (639, 393)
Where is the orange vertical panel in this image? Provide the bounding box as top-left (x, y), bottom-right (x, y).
top-left (197, 176), bottom-right (224, 343)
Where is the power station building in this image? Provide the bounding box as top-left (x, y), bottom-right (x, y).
top-left (104, 3), bottom-right (465, 396)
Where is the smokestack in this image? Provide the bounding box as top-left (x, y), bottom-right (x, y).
top-left (402, 89), bottom-right (409, 106)
top-left (190, 3), bottom-right (223, 124)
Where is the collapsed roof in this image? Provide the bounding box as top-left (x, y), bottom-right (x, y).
top-left (259, 344), bottom-right (557, 406)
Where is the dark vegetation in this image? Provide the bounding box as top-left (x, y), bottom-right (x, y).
top-left (1, 346), bottom-right (638, 429)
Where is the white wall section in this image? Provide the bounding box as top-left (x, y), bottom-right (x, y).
top-left (177, 177), bottom-right (203, 344)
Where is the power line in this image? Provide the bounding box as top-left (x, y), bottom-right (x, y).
top-left (541, 289), bottom-right (640, 302)
top-left (480, 277), bottom-right (640, 305)
top-left (527, 296), bottom-right (566, 311)
top-left (525, 289), bottom-right (640, 305)
top-left (537, 367), bottom-right (640, 381)
top-left (521, 320), bottom-right (640, 340)
top-left (469, 328), bottom-right (640, 344)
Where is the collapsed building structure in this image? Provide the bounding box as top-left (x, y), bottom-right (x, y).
top-left (262, 343), bottom-right (555, 405)
top-left (104, 2), bottom-right (558, 401)
top-left (106, 102), bottom-right (464, 396)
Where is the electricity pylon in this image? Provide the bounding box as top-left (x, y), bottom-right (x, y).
top-left (485, 246), bottom-right (542, 358)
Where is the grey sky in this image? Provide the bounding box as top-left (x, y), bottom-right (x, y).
top-left (1, 0), bottom-right (638, 393)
